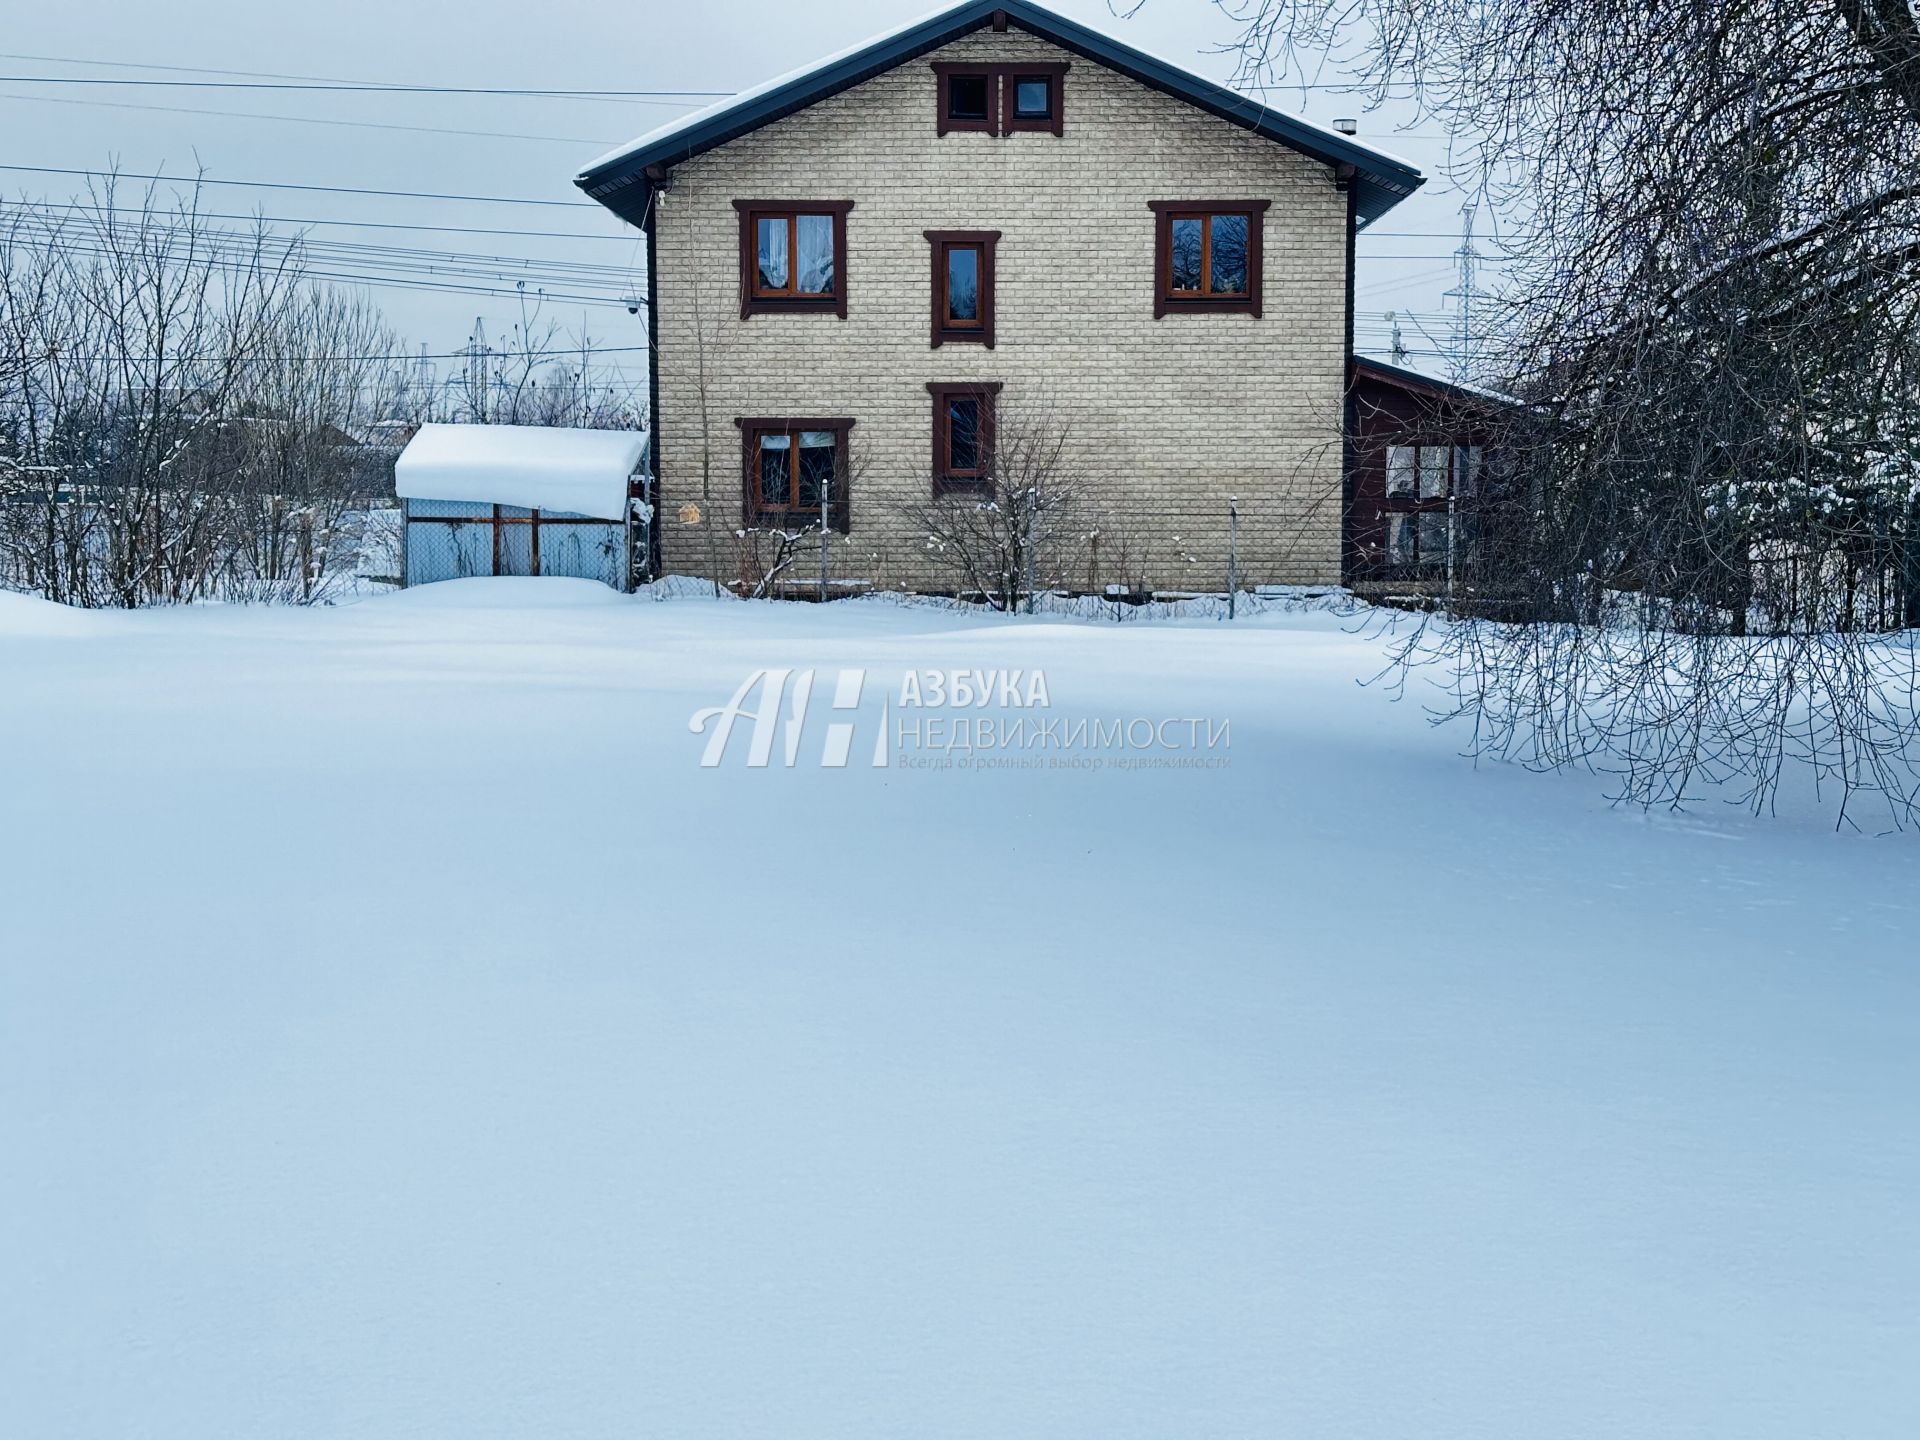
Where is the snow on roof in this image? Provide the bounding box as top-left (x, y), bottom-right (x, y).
top-left (1352, 354), bottom-right (1528, 411)
top-left (578, 0), bottom-right (1418, 192)
top-left (394, 423), bottom-right (647, 521)
top-left (579, 0), bottom-right (960, 178)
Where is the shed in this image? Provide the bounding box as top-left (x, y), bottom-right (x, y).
top-left (394, 423), bottom-right (649, 589)
top-left (1344, 358), bottom-right (1507, 590)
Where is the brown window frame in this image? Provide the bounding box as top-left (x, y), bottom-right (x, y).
top-left (934, 64), bottom-right (998, 135)
top-left (1148, 200), bottom-right (1271, 317)
top-left (735, 417), bottom-right (855, 532)
top-left (1378, 443), bottom-right (1482, 576)
top-left (1003, 64), bottom-right (1067, 135)
top-left (926, 382), bottom-right (1001, 497)
top-left (732, 201), bottom-right (854, 319)
top-left (926, 230), bottom-right (1000, 348)
top-left (932, 62), bottom-right (1067, 137)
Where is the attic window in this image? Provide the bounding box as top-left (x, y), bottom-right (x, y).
top-left (933, 62), bottom-right (1067, 137)
top-left (948, 72), bottom-right (991, 123)
top-left (936, 65), bottom-right (998, 134)
top-left (1004, 69), bottom-right (1065, 133)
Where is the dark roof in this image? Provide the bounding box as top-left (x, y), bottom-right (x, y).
top-left (1351, 354), bottom-right (1515, 410)
top-left (576, 0), bottom-right (1423, 229)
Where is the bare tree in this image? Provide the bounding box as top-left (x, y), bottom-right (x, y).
top-left (1176, 0), bottom-right (1920, 821)
top-left (0, 176), bottom-right (302, 605)
top-left (0, 176), bottom-right (413, 605)
top-left (446, 291), bottom-right (643, 432)
top-left (895, 400), bottom-right (1097, 612)
top-left (728, 438), bottom-right (866, 599)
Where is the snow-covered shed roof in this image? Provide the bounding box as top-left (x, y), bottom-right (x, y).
top-left (576, 0), bottom-right (1423, 230)
top-left (393, 423), bottom-right (647, 521)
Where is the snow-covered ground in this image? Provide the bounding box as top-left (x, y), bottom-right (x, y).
top-left (1, 579), bottom-right (1915, 1439)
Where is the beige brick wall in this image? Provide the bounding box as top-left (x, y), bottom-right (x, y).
top-left (650, 29), bottom-right (1350, 593)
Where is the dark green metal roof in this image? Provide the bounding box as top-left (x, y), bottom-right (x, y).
top-left (576, 0), bottom-right (1423, 229)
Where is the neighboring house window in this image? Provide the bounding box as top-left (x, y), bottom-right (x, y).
top-left (926, 382), bottom-right (1001, 495)
top-left (732, 201), bottom-right (853, 318)
top-left (736, 417), bottom-right (854, 531)
top-left (926, 230), bottom-right (999, 347)
top-left (1148, 200), bottom-right (1271, 317)
top-left (1382, 443), bottom-right (1481, 574)
top-left (932, 63), bottom-right (1067, 137)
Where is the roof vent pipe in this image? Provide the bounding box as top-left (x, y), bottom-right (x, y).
top-left (1332, 117), bottom-right (1358, 135)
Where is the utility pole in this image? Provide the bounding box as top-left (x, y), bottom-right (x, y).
top-left (1384, 311), bottom-right (1408, 365)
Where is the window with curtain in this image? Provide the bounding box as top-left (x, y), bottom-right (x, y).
top-left (737, 419), bottom-right (854, 530)
top-left (733, 202), bottom-right (853, 317)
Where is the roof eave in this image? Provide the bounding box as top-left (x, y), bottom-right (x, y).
top-left (575, 0), bottom-right (1423, 226)
top-left (1351, 355), bottom-right (1519, 411)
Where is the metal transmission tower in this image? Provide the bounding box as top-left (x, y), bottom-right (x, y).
top-left (1442, 204), bottom-right (1480, 382)
top-left (463, 317), bottom-right (491, 423)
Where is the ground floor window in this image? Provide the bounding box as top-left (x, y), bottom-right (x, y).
top-left (736, 418), bottom-right (854, 531)
top-left (926, 382), bottom-right (1000, 495)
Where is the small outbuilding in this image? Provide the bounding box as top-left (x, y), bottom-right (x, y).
top-left (1344, 357), bottom-right (1505, 593)
top-left (394, 423), bottom-right (649, 589)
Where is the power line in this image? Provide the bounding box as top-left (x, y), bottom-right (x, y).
top-left (0, 184), bottom-right (1499, 250)
top-left (7, 227), bottom-right (647, 309)
top-left (9, 343), bottom-right (651, 364)
top-left (0, 89), bottom-right (618, 146)
top-left (0, 50), bottom-right (532, 86)
top-left (1, 204), bottom-right (646, 281)
top-left (0, 199), bottom-right (637, 243)
top-left (0, 163), bottom-right (595, 207)
top-left (0, 47), bottom-right (1463, 99)
top-left (0, 73), bottom-right (729, 98)
top-left (0, 51), bottom-right (724, 105)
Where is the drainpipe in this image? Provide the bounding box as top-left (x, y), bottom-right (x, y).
top-left (1338, 163), bottom-right (1359, 589)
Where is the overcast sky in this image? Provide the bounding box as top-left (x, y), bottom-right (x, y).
top-left (0, 0), bottom-right (1484, 389)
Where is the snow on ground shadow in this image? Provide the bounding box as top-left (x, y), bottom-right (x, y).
top-left (1, 577), bottom-right (1915, 1440)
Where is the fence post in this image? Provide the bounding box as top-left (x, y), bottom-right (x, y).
top-left (1226, 497), bottom-right (1239, 620)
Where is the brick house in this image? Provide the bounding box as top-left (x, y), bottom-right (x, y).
top-left (575, 0), bottom-right (1426, 594)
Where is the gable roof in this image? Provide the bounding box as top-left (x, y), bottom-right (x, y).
top-left (575, 0), bottom-right (1423, 229)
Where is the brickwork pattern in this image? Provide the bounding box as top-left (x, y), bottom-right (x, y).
top-left (650, 30), bottom-right (1349, 592)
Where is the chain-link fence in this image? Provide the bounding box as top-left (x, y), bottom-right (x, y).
top-left (402, 499), bottom-right (630, 589)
